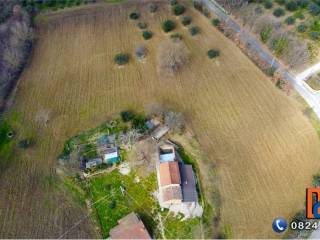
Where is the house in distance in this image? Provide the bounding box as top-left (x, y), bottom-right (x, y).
top-left (109, 212), bottom-right (151, 239)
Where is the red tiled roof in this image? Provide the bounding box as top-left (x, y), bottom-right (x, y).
top-left (162, 185), bottom-right (182, 203)
top-left (109, 212), bottom-right (151, 239)
top-left (159, 161), bottom-right (181, 187)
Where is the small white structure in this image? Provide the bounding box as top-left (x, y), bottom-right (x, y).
top-left (152, 126), bottom-right (170, 141)
top-left (102, 146), bottom-right (120, 164)
top-left (85, 158), bottom-right (103, 169)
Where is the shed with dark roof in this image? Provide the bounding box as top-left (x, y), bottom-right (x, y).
top-left (179, 163), bottom-right (198, 203)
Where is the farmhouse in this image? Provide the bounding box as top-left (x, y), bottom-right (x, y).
top-left (157, 144), bottom-right (200, 211)
top-left (109, 212), bottom-right (151, 239)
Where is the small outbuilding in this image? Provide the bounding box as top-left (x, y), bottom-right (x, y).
top-left (85, 158), bottom-right (103, 169)
top-left (102, 146), bottom-right (120, 164)
top-left (152, 125), bottom-right (170, 141)
top-left (145, 118), bottom-right (160, 130)
top-left (159, 144), bottom-right (175, 163)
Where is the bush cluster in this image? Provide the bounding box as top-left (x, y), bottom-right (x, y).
top-left (114, 53), bottom-right (129, 65)
top-left (309, 3), bottom-right (320, 16)
top-left (285, 16), bottom-right (295, 25)
top-left (170, 33), bottom-right (182, 41)
top-left (172, 4), bottom-right (185, 16)
top-left (181, 16), bottom-right (192, 26)
top-left (189, 26), bottom-right (200, 36)
top-left (137, 22), bottom-right (147, 29)
top-left (211, 18), bottom-right (221, 26)
top-left (275, 0), bottom-right (285, 5)
top-left (273, 8), bottom-right (286, 17)
top-left (207, 49), bottom-right (220, 59)
top-left (148, 3), bottom-right (157, 13)
top-left (310, 31), bottom-right (320, 40)
top-left (142, 31), bottom-right (153, 40)
top-left (260, 24), bottom-right (272, 43)
top-left (264, 0), bottom-right (273, 9)
top-left (297, 24), bottom-right (307, 33)
top-left (170, 0), bottom-right (178, 6)
top-left (129, 11), bottom-right (140, 20)
top-left (286, 1), bottom-right (298, 11)
top-left (121, 110), bottom-right (135, 122)
top-left (162, 20), bottom-right (176, 32)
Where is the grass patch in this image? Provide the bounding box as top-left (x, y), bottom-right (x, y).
top-left (87, 171), bottom-right (158, 238)
top-left (79, 167), bottom-right (206, 238)
top-left (306, 75), bottom-right (320, 91)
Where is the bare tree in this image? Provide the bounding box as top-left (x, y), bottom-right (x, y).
top-left (164, 111), bottom-right (185, 132)
top-left (157, 40), bottom-right (190, 76)
top-left (135, 45), bottom-right (147, 60)
top-left (35, 109), bottom-right (51, 127)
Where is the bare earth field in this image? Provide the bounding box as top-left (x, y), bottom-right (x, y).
top-left (1, 1), bottom-right (320, 238)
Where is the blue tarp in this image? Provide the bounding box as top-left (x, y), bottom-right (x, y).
top-left (160, 153), bottom-right (175, 163)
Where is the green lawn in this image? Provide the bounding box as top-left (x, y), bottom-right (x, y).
top-left (306, 76), bottom-right (320, 91)
top-left (82, 169), bottom-right (203, 238)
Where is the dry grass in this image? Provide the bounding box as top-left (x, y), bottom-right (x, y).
top-left (1, 0), bottom-right (320, 238)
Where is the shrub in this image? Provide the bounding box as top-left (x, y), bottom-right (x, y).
top-left (264, 0), bottom-right (273, 9)
top-left (275, 0), bottom-right (285, 5)
top-left (157, 40), bottom-right (190, 75)
top-left (142, 31), bottom-right (153, 40)
top-left (0, 121), bottom-right (13, 147)
top-left (129, 11), bottom-right (140, 20)
top-left (137, 22), bottom-right (147, 29)
top-left (293, 11), bottom-right (305, 19)
top-left (273, 8), bottom-right (285, 17)
top-left (313, 174), bottom-right (320, 187)
top-left (135, 46), bottom-right (147, 59)
top-left (18, 138), bottom-right (33, 149)
top-left (172, 4), bottom-right (185, 16)
top-left (310, 31), bottom-right (320, 40)
top-left (207, 49), bottom-right (220, 59)
top-left (309, 3), bottom-right (320, 16)
top-left (170, 0), bottom-right (177, 6)
top-left (181, 15), bottom-right (192, 26)
top-left (114, 53), bottom-right (129, 65)
top-left (189, 26), bottom-right (200, 36)
top-left (297, 24), bottom-right (307, 33)
top-left (297, 0), bottom-right (309, 9)
top-left (162, 20), bottom-right (176, 32)
top-left (109, 200), bottom-right (116, 209)
top-left (285, 16), bottom-right (295, 25)
top-left (148, 3), bottom-right (157, 13)
top-left (286, 1), bottom-right (298, 11)
top-left (132, 114), bottom-right (147, 130)
top-left (203, 8), bottom-right (211, 18)
top-left (211, 18), bottom-right (220, 26)
top-left (260, 24), bottom-right (272, 43)
top-left (272, 37), bottom-right (289, 56)
top-left (170, 33), bottom-right (182, 42)
top-left (120, 110), bottom-right (135, 122)
top-left (255, 6), bottom-right (263, 14)
top-left (193, 1), bottom-right (203, 12)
